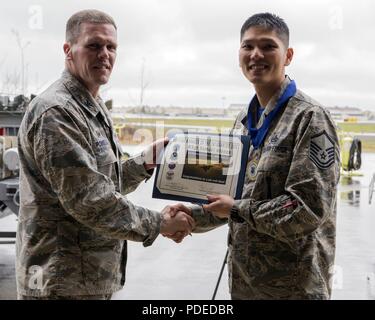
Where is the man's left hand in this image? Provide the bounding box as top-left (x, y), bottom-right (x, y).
top-left (202, 194), bottom-right (234, 218)
top-left (142, 137), bottom-right (169, 171)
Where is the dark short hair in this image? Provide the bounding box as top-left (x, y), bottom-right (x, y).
top-left (240, 13), bottom-right (289, 47)
top-left (66, 9), bottom-right (117, 43)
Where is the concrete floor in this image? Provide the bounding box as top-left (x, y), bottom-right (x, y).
top-left (1, 153), bottom-right (375, 300)
top-left (0, 235), bottom-right (16, 300)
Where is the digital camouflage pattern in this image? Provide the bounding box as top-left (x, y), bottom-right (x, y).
top-left (191, 76), bottom-right (340, 299)
top-left (16, 70), bottom-right (162, 297)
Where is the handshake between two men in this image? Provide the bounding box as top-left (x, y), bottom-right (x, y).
top-left (158, 194), bottom-right (235, 243)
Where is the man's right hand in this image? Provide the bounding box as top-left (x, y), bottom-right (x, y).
top-left (160, 204), bottom-right (194, 243)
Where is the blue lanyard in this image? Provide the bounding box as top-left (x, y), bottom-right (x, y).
top-left (247, 80), bottom-right (297, 149)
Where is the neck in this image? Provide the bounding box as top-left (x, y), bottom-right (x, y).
top-left (66, 64), bottom-right (99, 98)
top-left (87, 86), bottom-right (99, 98)
top-left (254, 77), bottom-right (285, 107)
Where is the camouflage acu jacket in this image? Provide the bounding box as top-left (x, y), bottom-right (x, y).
top-left (16, 70), bottom-right (162, 297)
top-left (192, 77), bottom-right (340, 299)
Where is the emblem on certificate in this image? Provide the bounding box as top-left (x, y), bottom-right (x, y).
top-left (152, 133), bottom-right (250, 204)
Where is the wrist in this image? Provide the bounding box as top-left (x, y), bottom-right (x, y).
top-left (230, 202), bottom-right (244, 223)
top-left (142, 150), bottom-right (157, 171)
top-left (159, 212), bottom-right (168, 234)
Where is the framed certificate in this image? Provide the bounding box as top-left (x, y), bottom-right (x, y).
top-left (152, 132), bottom-right (250, 204)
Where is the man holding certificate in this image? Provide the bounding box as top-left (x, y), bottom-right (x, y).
top-left (16, 9), bottom-right (194, 300)
top-left (168, 13), bottom-right (340, 299)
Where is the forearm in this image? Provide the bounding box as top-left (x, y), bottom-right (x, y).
top-left (235, 187), bottom-right (336, 244)
top-left (190, 204), bottom-right (228, 233)
top-left (121, 154), bottom-right (153, 194)
top-left (48, 168), bottom-right (162, 246)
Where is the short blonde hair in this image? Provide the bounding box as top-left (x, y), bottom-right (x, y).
top-left (66, 9), bottom-right (117, 43)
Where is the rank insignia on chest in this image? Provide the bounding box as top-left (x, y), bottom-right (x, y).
top-left (309, 131), bottom-right (335, 169)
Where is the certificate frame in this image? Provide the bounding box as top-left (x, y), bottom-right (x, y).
top-left (152, 132), bottom-right (250, 204)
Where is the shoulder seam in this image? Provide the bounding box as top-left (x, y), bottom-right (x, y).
top-left (26, 97), bottom-right (74, 136)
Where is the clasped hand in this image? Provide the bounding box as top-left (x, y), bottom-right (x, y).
top-left (159, 194), bottom-right (234, 244)
top-left (160, 203), bottom-right (195, 243)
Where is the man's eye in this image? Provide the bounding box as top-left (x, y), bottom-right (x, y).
top-left (264, 44), bottom-right (276, 50)
top-left (241, 44), bottom-right (253, 50)
top-left (88, 44), bottom-right (99, 49)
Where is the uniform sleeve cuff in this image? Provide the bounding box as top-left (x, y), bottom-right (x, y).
top-left (234, 199), bottom-right (256, 227)
top-left (230, 200), bottom-right (244, 223)
top-left (190, 204), bottom-right (205, 221)
top-left (142, 211), bottom-right (163, 247)
top-left (128, 153), bottom-right (153, 180)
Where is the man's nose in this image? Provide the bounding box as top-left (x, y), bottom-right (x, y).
top-left (98, 46), bottom-right (109, 59)
top-left (250, 47), bottom-right (264, 60)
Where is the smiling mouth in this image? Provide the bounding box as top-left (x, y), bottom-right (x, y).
top-left (93, 65), bottom-right (110, 70)
top-left (248, 64), bottom-right (268, 71)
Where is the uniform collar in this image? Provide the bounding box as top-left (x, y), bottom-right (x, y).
top-left (245, 77), bottom-right (296, 150)
top-left (241, 75), bottom-right (292, 128)
top-left (61, 69), bottom-right (101, 118)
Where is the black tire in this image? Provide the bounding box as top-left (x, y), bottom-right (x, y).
top-left (348, 138), bottom-right (362, 171)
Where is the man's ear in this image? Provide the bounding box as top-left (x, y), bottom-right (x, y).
top-left (284, 47), bottom-right (294, 66)
top-left (63, 42), bottom-right (72, 60)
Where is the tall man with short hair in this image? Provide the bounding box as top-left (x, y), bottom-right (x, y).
top-left (16, 9), bottom-right (193, 300)
top-left (173, 13), bottom-right (340, 299)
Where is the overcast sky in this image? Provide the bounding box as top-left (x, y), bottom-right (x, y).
top-left (0, 0), bottom-right (374, 110)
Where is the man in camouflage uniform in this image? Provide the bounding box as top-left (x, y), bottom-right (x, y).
top-left (16, 9), bottom-right (193, 300)
top-left (171, 13), bottom-right (340, 299)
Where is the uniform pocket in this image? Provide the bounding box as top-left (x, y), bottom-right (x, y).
top-left (95, 146), bottom-right (117, 167)
top-left (57, 220), bottom-right (80, 252)
top-left (257, 151), bottom-right (291, 173)
top-left (94, 138), bottom-right (118, 184)
top-left (56, 220), bottom-right (84, 288)
top-left (78, 227), bottom-right (122, 286)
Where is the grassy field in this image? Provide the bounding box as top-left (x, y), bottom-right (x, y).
top-left (114, 116), bottom-right (375, 152)
top-left (120, 116), bottom-right (235, 129)
top-left (358, 140), bottom-right (375, 153)
top-left (336, 122), bottom-right (375, 133)
top-left (336, 123), bottom-right (375, 152)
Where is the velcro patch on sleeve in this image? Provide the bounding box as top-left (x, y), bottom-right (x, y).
top-left (309, 131), bottom-right (335, 169)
